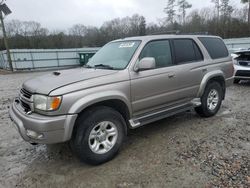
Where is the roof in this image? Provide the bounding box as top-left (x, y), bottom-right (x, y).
top-left (114, 34), bottom-right (220, 42)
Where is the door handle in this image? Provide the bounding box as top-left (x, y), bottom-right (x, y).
top-left (168, 73), bottom-right (175, 78)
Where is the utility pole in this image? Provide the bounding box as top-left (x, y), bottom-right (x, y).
top-left (0, 1), bottom-right (13, 71)
top-left (0, 11), bottom-right (12, 71)
top-left (248, 0), bottom-right (250, 24)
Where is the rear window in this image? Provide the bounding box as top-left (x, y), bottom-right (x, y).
top-left (173, 39), bottom-right (203, 64)
top-left (199, 37), bottom-right (229, 59)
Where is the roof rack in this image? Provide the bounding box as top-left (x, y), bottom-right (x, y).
top-left (176, 31), bottom-right (210, 35)
top-left (150, 31), bottom-right (210, 36)
top-left (151, 30), bottom-right (180, 35)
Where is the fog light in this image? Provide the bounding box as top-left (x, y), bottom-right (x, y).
top-left (26, 129), bottom-right (44, 139)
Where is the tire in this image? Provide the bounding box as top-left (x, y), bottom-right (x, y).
top-left (70, 106), bottom-right (126, 165)
top-left (195, 82), bottom-right (223, 117)
top-left (234, 79), bottom-right (240, 84)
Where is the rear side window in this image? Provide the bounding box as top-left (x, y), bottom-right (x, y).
top-left (173, 39), bottom-right (203, 64)
top-left (199, 37), bottom-right (229, 59)
top-left (140, 40), bottom-right (173, 68)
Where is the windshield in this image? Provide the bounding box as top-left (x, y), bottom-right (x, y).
top-left (86, 40), bottom-right (141, 70)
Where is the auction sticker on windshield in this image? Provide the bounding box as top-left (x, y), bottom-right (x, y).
top-left (119, 42), bottom-right (135, 48)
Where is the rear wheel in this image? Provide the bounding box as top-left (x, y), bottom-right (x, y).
top-left (195, 82), bottom-right (223, 117)
top-left (70, 106), bottom-right (126, 165)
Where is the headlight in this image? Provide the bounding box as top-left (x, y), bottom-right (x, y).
top-left (33, 95), bottom-right (62, 111)
top-left (233, 59), bottom-right (238, 65)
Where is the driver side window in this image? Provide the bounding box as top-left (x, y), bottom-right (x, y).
top-left (139, 40), bottom-right (173, 68)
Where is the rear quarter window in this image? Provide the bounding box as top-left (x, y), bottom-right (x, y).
top-left (199, 37), bottom-right (229, 59)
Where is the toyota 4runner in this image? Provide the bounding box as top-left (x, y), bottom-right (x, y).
top-left (9, 35), bottom-right (234, 165)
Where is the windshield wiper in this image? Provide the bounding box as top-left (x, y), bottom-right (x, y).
top-left (94, 64), bottom-right (114, 70)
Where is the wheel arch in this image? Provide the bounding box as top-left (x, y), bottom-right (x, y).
top-left (198, 71), bottom-right (226, 99)
top-left (67, 94), bottom-right (132, 140)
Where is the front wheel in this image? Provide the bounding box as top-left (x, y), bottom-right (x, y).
top-left (70, 106), bottom-right (126, 165)
top-left (195, 82), bottom-right (223, 117)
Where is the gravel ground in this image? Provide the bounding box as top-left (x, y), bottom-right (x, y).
top-left (0, 71), bottom-right (249, 188)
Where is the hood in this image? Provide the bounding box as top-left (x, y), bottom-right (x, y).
top-left (23, 68), bottom-right (118, 95)
top-left (233, 50), bottom-right (250, 60)
top-left (233, 50), bottom-right (250, 56)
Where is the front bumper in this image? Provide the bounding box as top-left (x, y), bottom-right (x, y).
top-left (9, 100), bottom-right (77, 144)
top-left (234, 64), bottom-right (250, 80)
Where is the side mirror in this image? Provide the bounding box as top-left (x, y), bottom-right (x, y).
top-left (135, 57), bottom-right (156, 72)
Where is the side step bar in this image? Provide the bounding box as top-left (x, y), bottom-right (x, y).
top-left (129, 99), bottom-right (201, 129)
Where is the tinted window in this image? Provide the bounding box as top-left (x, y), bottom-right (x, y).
top-left (193, 42), bottom-right (203, 61)
top-left (199, 37), bottom-right (229, 59)
top-left (173, 39), bottom-right (203, 64)
top-left (140, 40), bottom-right (173, 68)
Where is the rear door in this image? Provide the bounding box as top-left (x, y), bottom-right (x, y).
top-left (169, 38), bottom-right (206, 100)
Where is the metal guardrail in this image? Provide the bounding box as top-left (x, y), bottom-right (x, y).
top-left (0, 48), bottom-right (100, 71)
top-left (224, 38), bottom-right (250, 53)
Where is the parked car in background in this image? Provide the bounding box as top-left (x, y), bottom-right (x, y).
top-left (9, 35), bottom-right (234, 165)
top-left (232, 50), bottom-right (250, 83)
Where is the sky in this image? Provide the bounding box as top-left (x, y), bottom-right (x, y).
top-left (5, 0), bottom-right (243, 30)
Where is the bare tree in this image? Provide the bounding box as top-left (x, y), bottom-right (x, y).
top-left (5, 20), bottom-right (23, 37)
top-left (69, 24), bottom-right (87, 36)
top-left (130, 14), bottom-right (146, 36)
top-left (178, 0), bottom-right (192, 25)
top-left (20, 21), bottom-right (48, 36)
top-left (220, 0), bottom-right (233, 18)
top-left (164, 0), bottom-right (176, 25)
top-left (2, 6), bottom-right (250, 50)
top-left (211, 0), bottom-right (221, 18)
top-left (241, 0), bottom-right (250, 23)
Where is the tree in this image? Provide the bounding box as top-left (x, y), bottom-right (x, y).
top-left (178, 0), bottom-right (192, 25)
top-left (219, 0), bottom-right (234, 38)
top-left (100, 14), bottom-right (146, 42)
top-left (220, 0), bottom-right (233, 18)
top-left (5, 20), bottom-right (23, 37)
top-left (164, 0), bottom-right (176, 25)
top-left (130, 14), bottom-right (146, 36)
top-left (69, 24), bottom-right (87, 36)
top-left (2, 6), bottom-right (250, 50)
top-left (211, 0), bottom-right (221, 18)
top-left (241, 0), bottom-right (250, 23)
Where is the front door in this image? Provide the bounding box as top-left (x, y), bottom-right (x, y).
top-left (130, 40), bottom-right (182, 115)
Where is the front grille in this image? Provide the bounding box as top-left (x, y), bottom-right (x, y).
top-left (235, 70), bottom-right (250, 77)
top-left (239, 61), bottom-right (250, 67)
top-left (20, 88), bottom-right (32, 99)
top-left (19, 88), bottom-right (33, 112)
top-left (20, 100), bottom-right (31, 112)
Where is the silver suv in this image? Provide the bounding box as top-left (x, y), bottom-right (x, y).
top-left (232, 50), bottom-right (250, 83)
top-left (10, 35), bottom-right (234, 164)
